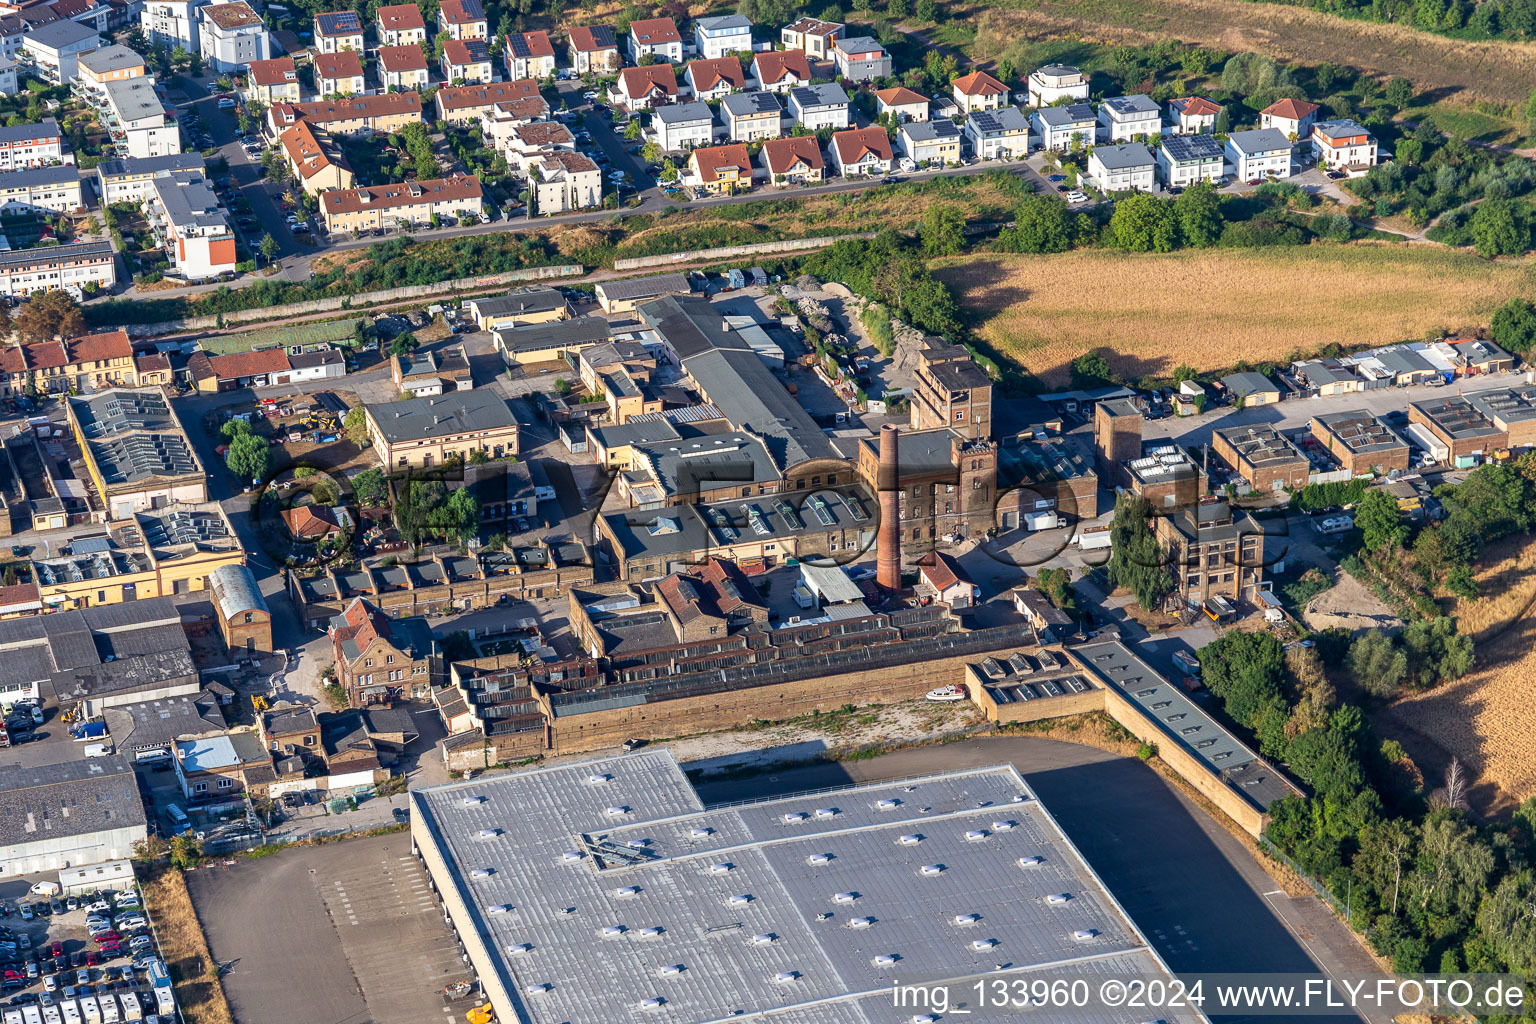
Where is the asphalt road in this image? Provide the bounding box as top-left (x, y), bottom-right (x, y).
top-left (698, 737), bottom-right (1376, 1024)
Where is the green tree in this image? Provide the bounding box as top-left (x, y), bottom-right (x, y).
top-left (219, 418), bottom-right (251, 442)
top-left (1384, 76), bottom-right (1414, 110)
top-left (914, 0), bottom-right (936, 18)
top-left (1213, 107), bottom-right (1232, 134)
top-left (886, 0), bottom-right (908, 15)
top-left (259, 233), bottom-right (279, 261)
top-left (1069, 350), bottom-right (1113, 387)
top-left (1470, 198), bottom-right (1526, 257)
top-left (227, 432), bottom-right (271, 483)
top-left (1355, 488), bottom-right (1407, 550)
top-left (343, 406), bottom-right (370, 447)
top-left (640, 140), bottom-right (662, 164)
top-left (1491, 296), bottom-right (1536, 353)
top-left (624, 119), bottom-right (642, 141)
top-left (1400, 616), bottom-right (1474, 687)
top-left (1347, 629), bottom-right (1407, 697)
top-left (1110, 193), bottom-right (1179, 252)
top-left (387, 332), bottom-right (419, 357)
top-left (919, 203), bottom-right (966, 255)
top-left (1174, 182), bottom-right (1222, 247)
top-left (1000, 193), bottom-right (1074, 253)
top-left (1104, 494), bottom-right (1174, 612)
top-left (169, 832), bottom-right (203, 870)
top-left (351, 467), bottom-right (389, 507)
top-left (14, 290), bottom-right (84, 344)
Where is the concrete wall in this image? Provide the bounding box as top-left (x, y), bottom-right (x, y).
top-left (611, 233), bottom-right (876, 271)
top-left (131, 264), bottom-right (584, 338)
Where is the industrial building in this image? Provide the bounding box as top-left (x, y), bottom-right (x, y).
top-left (1211, 424), bottom-right (1309, 492)
top-left (67, 388), bottom-right (206, 518)
top-left (1310, 411), bottom-right (1410, 477)
top-left (1154, 499), bottom-right (1267, 616)
top-left (1408, 395), bottom-right (1508, 465)
top-left (0, 757), bottom-right (148, 878)
top-left (410, 751), bottom-right (1205, 1024)
top-left (1125, 445), bottom-right (1205, 508)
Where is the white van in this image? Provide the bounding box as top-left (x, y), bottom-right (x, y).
top-left (28, 881), bottom-right (60, 897)
top-left (82, 743), bottom-right (113, 758)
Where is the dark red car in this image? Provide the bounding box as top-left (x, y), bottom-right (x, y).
top-left (48, 943), bottom-right (62, 959)
top-left (84, 952), bottom-right (99, 966)
top-left (92, 932), bottom-right (118, 944)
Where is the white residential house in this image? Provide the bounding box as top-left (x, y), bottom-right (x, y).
top-left (530, 151), bottom-right (601, 213)
top-left (1311, 119), bottom-right (1378, 173)
top-left (1259, 98), bottom-right (1319, 141)
top-left (21, 20), bottom-right (100, 84)
top-left (313, 10), bottom-right (364, 52)
top-left (198, 1), bottom-right (270, 74)
top-left (1098, 94), bottom-right (1160, 142)
top-left (759, 135), bottom-right (824, 185)
top-left (779, 17), bottom-right (841, 59)
top-left (683, 57), bottom-right (744, 102)
top-left (0, 56), bottom-right (18, 96)
top-left (497, 119), bottom-right (573, 174)
top-left (830, 126), bottom-right (893, 177)
top-left (874, 86), bottom-right (927, 123)
top-left (1088, 142), bottom-right (1155, 192)
top-left (141, 0), bottom-right (206, 53)
top-left (1157, 133), bottom-right (1224, 187)
top-left (1167, 96), bottom-right (1220, 134)
top-left (951, 70), bottom-right (1008, 113)
top-left (832, 36), bottom-right (890, 82)
top-left (965, 106), bottom-right (1029, 161)
top-left (751, 49), bottom-right (809, 94)
top-left (504, 30), bottom-right (556, 81)
top-left (377, 45), bottom-right (428, 92)
top-left (1226, 127), bottom-right (1294, 180)
top-left (1033, 103), bottom-right (1095, 151)
top-left (609, 64), bottom-right (677, 110)
top-left (0, 165), bottom-right (82, 214)
top-left (628, 17), bottom-right (682, 63)
top-left (649, 100), bottom-right (713, 152)
top-left (147, 170), bottom-right (236, 280)
top-left (314, 51), bottom-right (366, 97)
top-left (1026, 63), bottom-right (1087, 108)
top-left (441, 38), bottom-right (494, 84)
top-left (568, 25), bottom-right (621, 75)
top-left (0, 120), bottom-right (71, 171)
top-left (694, 14), bottom-right (751, 60)
top-left (787, 83), bottom-right (848, 131)
top-left (721, 91), bottom-right (781, 143)
top-left (104, 78), bottom-right (180, 158)
top-left (898, 118), bottom-right (961, 166)
top-left (244, 57), bottom-right (300, 104)
top-left (375, 3), bottom-right (427, 47)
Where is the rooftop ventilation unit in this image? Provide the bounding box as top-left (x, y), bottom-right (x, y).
top-left (1045, 893), bottom-right (1072, 905)
top-left (475, 829), bottom-right (500, 840)
top-left (964, 830), bottom-right (988, 842)
top-left (524, 983), bottom-right (551, 995)
top-left (708, 863), bottom-right (733, 875)
top-left (615, 886), bottom-right (641, 898)
top-left (640, 997), bottom-right (665, 1010)
top-left (657, 965), bottom-right (684, 976)
top-left (562, 851), bottom-right (583, 862)
top-left (728, 894), bottom-right (752, 906)
top-left (638, 927), bottom-right (663, 938)
top-left (919, 865), bottom-right (944, 876)
top-left (832, 892), bottom-right (858, 904)
top-left (783, 812), bottom-right (808, 823)
top-left (913, 1016), bottom-right (940, 1024)
top-left (750, 934), bottom-right (775, 946)
top-left (1017, 856), bottom-right (1043, 868)
top-left (806, 853), bottom-right (832, 865)
top-left (898, 834), bottom-right (923, 846)
top-left (1073, 929), bottom-right (1098, 941)
top-left (462, 796), bottom-right (485, 806)
top-left (627, 840), bottom-right (650, 850)
top-left (601, 926), bottom-right (626, 938)
top-left (971, 938), bottom-right (998, 950)
top-left (876, 798), bottom-right (900, 810)
top-left (607, 806), bottom-right (630, 817)
top-left (469, 869), bottom-right (493, 879)
top-left (587, 773), bottom-right (612, 784)
top-left (690, 828), bottom-right (713, 838)
top-left (954, 914), bottom-right (980, 926)
top-left (849, 917), bottom-right (874, 929)
top-left (992, 820), bottom-right (1017, 831)
top-left (873, 954), bottom-right (898, 966)
top-left (814, 808), bottom-right (838, 818)
top-left (507, 944), bottom-right (532, 956)
top-left (774, 972), bottom-right (799, 984)
top-left (486, 904), bottom-right (513, 915)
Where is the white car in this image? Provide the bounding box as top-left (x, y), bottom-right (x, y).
top-left (582, 91), bottom-right (598, 100)
top-left (217, 97), bottom-right (236, 109)
top-left (1066, 191), bottom-right (1089, 204)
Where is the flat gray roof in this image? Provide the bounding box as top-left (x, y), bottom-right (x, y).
top-left (1092, 142), bottom-right (1153, 170)
top-left (365, 388), bottom-right (517, 443)
top-left (412, 750), bottom-right (1203, 1024)
top-left (1313, 410), bottom-right (1409, 456)
top-left (1073, 639), bottom-right (1297, 811)
top-left (654, 100), bottom-right (711, 124)
top-left (597, 273), bottom-right (691, 303)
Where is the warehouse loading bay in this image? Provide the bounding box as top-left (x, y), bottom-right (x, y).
top-left (185, 834), bottom-right (473, 1024)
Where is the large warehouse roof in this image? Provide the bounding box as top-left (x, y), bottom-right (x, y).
top-left (412, 751), bottom-right (1203, 1024)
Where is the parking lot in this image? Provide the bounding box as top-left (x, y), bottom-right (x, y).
top-left (0, 877), bottom-right (168, 1023)
top-left (187, 832), bottom-right (472, 1024)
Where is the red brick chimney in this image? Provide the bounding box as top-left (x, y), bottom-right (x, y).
top-left (877, 423), bottom-right (901, 593)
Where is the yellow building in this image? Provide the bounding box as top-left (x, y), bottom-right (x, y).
top-left (0, 330), bottom-right (139, 399)
top-left (67, 387), bottom-right (207, 519)
top-left (280, 120), bottom-right (354, 196)
top-left (31, 503), bottom-right (243, 609)
top-left (687, 143), bottom-right (752, 195)
top-left (363, 389), bottom-right (520, 470)
top-left (319, 175), bottom-right (482, 235)
top-left (466, 288), bottom-right (570, 331)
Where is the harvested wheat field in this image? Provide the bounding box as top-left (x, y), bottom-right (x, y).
top-left (964, 0), bottom-right (1536, 105)
top-left (934, 246), bottom-right (1536, 385)
top-left (1378, 535), bottom-right (1536, 815)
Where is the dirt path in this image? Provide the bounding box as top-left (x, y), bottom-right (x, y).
top-left (1302, 570), bottom-right (1405, 635)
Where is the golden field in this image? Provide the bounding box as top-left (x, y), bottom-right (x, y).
top-left (934, 246), bottom-right (1536, 386)
top-left (1380, 536), bottom-right (1536, 810)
